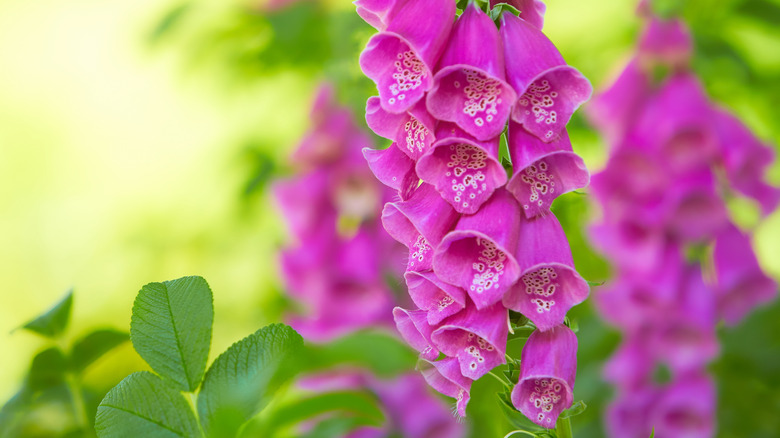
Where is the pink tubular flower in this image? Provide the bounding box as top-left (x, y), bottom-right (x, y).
top-left (419, 357), bottom-right (472, 418)
top-left (500, 12), bottom-right (592, 142)
top-left (416, 122), bottom-right (507, 214)
top-left (433, 190), bottom-right (523, 309)
top-left (431, 301), bottom-right (508, 380)
top-left (426, 3), bottom-right (517, 141)
top-left (648, 375), bottom-right (715, 438)
top-left (503, 214), bottom-right (589, 331)
top-left (511, 325), bottom-right (577, 427)
top-left (365, 96), bottom-right (437, 161)
top-left (638, 17), bottom-right (693, 68)
top-left (713, 224), bottom-right (777, 325)
top-left (405, 270), bottom-right (466, 325)
top-left (354, 0), bottom-right (410, 31)
top-left (359, 0), bottom-right (455, 113)
top-left (506, 122), bottom-right (589, 218)
top-left (393, 307), bottom-right (439, 361)
top-left (382, 183), bottom-right (460, 272)
top-left (362, 145), bottom-right (418, 201)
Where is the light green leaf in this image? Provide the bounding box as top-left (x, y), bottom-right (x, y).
top-left (70, 329), bottom-right (130, 373)
top-left (300, 331), bottom-right (416, 377)
top-left (197, 324), bottom-right (303, 437)
top-left (497, 392), bottom-right (546, 434)
top-left (559, 400), bottom-right (587, 419)
top-left (131, 276), bottom-right (213, 392)
top-left (20, 289), bottom-right (73, 338)
top-left (253, 390), bottom-right (385, 436)
top-left (95, 372), bottom-right (201, 438)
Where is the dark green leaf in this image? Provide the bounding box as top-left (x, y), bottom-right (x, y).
top-left (559, 400), bottom-right (587, 419)
top-left (27, 347), bottom-right (68, 392)
top-left (249, 390), bottom-right (385, 436)
top-left (197, 324), bottom-right (304, 437)
top-left (300, 331), bottom-right (417, 377)
top-left (95, 372), bottom-right (201, 438)
top-left (131, 276), bottom-right (214, 392)
top-left (70, 329), bottom-right (130, 373)
top-left (20, 290), bottom-right (73, 339)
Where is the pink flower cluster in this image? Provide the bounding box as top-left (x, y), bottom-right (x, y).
top-left (587, 10), bottom-right (779, 438)
top-left (274, 84), bottom-right (463, 438)
top-left (357, 0), bottom-right (592, 427)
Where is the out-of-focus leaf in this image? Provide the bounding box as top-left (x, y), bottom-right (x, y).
top-left (300, 416), bottom-right (371, 438)
top-left (498, 392), bottom-right (546, 434)
top-left (95, 372), bottom-right (200, 438)
top-left (70, 329), bottom-right (130, 374)
top-left (0, 390), bottom-right (31, 438)
top-left (148, 3), bottom-right (192, 45)
top-left (243, 148), bottom-right (276, 198)
top-left (560, 400), bottom-right (587, 419)
top-left (300, 331), bottom-right (417, 377)
top-left (27, 347), bottom-right (68, 392)
top-left (250, 390), bottom-right (385, 437)
top-left (197, 324), bottom-right (304, 437)
top-left (20, 290), bottom-right (73, 339)
top-left (131, 276), bottom-right (213, 392)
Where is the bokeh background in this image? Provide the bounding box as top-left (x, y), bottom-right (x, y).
top-left (1, 0), bottom-right (779, 436)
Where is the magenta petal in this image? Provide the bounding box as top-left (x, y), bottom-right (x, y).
top-left (354, 0), bottom-right (409, 30)
top-left (663, 171), bottom-right (728, 242)
top-left (359, 0), bottom-right (455, 113)
top-left (713, 224), bottom-right (777, 325)
top-left (433, 190), bottom-right (522, 309)
top-left (272, 171), bottom-right (335, 241)
top-left (503, 214), bottom-right (588, 331)
top-left (418, 357), bottom-right (473, 418)
top-left (490, 0), bottom-right (546, 30)
top-left (586, 59), bottom-right (651, 145)
top-left (638, 17), bottom-right (693, 67)
top-left (393, 307), bottom-right (439, 361)
top-left (506, 123), bottom-right (589, 217)
top-left (512, 325), bottom-right (577, 428)
top-left (603, 334), bottom-right (654, 389)
top-left (431, 302), bottom-right (508, 380)
top-left (417, 123), bottom-right (507, 214)
top-left (649, 376), bottom-right (715, 438)
top-left (365, 96), bottom-right (437, 160)
top-left (606, 387), bottom-right (658, 438)
top-left (363, 146), bottom-right (418, 200)
top-left (405, 270), bottom-right (466, 325)
top-left (426, 4), bottom-right (516, 140)
top-left (500, 13), bottom-right (591, 142)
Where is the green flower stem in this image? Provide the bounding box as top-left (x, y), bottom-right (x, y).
top-left (487, 371), bottom-right (512, 390)
top-left (556, 416), bottom-right (573, 438)
top-left (66, 374), bottom-right (89, 430)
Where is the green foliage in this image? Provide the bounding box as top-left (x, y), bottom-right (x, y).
top-left (299, 330), bottom-right (417, 377)
top-left (131, 276), bottom-right (214, 392)
top-left (197, 324), bottom-right (303, 437)
top-left (27, 348), bottom-right (68, 392)
top-left (95, 372), bottom-right (201, 438)
top-left (70, 330), bottom-right (130, 374)
top-left (20, 289), bottom-right (73, 339)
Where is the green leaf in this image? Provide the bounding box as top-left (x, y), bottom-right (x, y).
top-left (498, 392), bottom-right (546, 434)
top-left (27, 347), bottom-right (68, 392)
top-left (197, 324), bottom-right (304, 437)
top-left (20, 289), bottom-right (73, 338)
top-left (95, 372), bottom-right (201, 438)
top-left (249, 390), bottom-right (385, 436)
top-left (300, 331), bottom-right (416, 377)
top-left (131, 276), bottom-right (214, 392)
top-left (70, 329), bottom-right (130, 373)
top-left (559, 400), bottom-right (587, 419)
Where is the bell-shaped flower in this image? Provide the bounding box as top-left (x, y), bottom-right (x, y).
top-left (417, 123), bottom-right (507, 214)
top-left (662, 169), bottom-right (728, 242)
top-left (363, 145), bottom-right (419, 201)
top-left (713, 109), bottom-right (780, 215)
top-left (649, 266), bottom-right (719, 374)
top-left (359, 0), bottom-right (455, 113)
top-left (273, 170), bottom-right (336, 242)
top-left (431, 301), bottom-right (508, 380)
top-left (490, 0), bottom-right (546, 30)
top-left (418, 357), bottom-right (473, 418)
top-left (638, 17), bottom-right (693, 68)
top-left (365, 96), bottom-right (437, 160)
top-left (425, 3), bottom-right (517, 141)
top-left (605, 386), bottom-right (658, 438)
top-left (500, 12), bottom-right (592, 142)
top-left (603, 332), bottom-right (654, 391)
top-left (713, 224), bottom-right (777, 325)
top-left (588, 219), bottom-right (667, 276)
top-left (586, 59), bottom-right (651, 145)
top-left (393, 307), bottom-right (439, 361)
top-left (503, 214), bottom-right (589, 331)
top-left (512, 325), bottom-right (577, 428)
top-left (354, 0), bottom-right (409, 31)
top-left (433, 189), bottom-right (523, 309)
top-left (506, 123), bottom-right (589, 218)
top-left (405, 270), bottom-right (466, 325)
top-left (648, 376), bottom-right (715, 438)
top-left (382, 183), bottom-right (460, 272)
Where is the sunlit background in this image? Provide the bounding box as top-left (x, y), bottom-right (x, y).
top-left (1, 0), bottom-right (779, 436)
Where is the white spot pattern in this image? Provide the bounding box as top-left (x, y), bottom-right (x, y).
top-left (388, 51), bottom-right (426, 105)
top-left (446, 144), bottom-right (488, 209)
top-left (470, 238), bottom-right (507, 295)
top-left (409, 235), bottom-right (432, 269)
top-left (519, 160), bottom-right (555, 210)
top-left (518, 79), bottom-right (559, 139)
top-left (404, 116), bottom-right (430, 155)
top-left (522, 267), bottom-right (558, 313)
top-left (528, 378), bottom-right (565, 425)
top-left (462, 69), bottom-right (502, 128)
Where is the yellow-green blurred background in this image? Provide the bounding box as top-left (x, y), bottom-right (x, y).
top-left (1, 0), bottom-right (779, 436)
